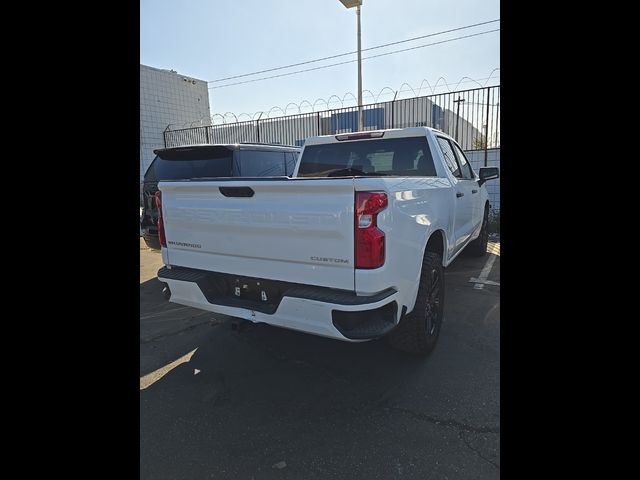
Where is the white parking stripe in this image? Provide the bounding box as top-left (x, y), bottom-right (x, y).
top-left (140, 348), bottom-right (198, 390)
top-left (473, 253), bottom-right (497, 290)
top-left (468, 277), bottom-right (500, 287)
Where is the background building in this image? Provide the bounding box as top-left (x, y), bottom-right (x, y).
top-left (140, 64), bottom-right (211, 182)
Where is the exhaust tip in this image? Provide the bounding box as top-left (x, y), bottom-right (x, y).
top-left (162, 285), bottom-right (171, 300)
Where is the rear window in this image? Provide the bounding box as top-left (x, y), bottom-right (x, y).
top-left (297, 137), bottom-right (436, 177)
top-left (150, 146), bottom-right (234, 181)
top-left (237, 150), bottom-right (286, 176)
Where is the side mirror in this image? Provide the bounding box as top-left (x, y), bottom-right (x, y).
top-left (478, 167), bottom-right (499, 186)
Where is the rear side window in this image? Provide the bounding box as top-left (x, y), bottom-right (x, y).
top-left (238, 150), bottom-right (286, 176)
top-left (436, 137), bottom-right (461, 178)
top-left (143, 159), bottom-right (157, 182)
top-left (153, 146), bottom-right (233, 180)
top-left (285, 152), bottom-right (298, 175)
top-left (298, 137), bottom-right (436, 177)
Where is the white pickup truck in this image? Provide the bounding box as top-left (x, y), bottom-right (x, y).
top-left (156, 127), bottom-right (499, 355)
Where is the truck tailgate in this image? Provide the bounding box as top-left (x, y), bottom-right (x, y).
top-left (159, 179), bottom-right (356, 290)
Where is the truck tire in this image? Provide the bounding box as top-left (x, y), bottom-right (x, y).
top-left (143, 234), bottom-right (161, 250)
top-left (387, 251), bottom-right (444, 356)
top-left (466, 206), bottom-right (489, 257)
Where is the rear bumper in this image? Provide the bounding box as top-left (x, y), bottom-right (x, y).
top-left (158, 266), bottom-right (400, 341)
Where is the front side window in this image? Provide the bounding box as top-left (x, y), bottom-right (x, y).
top-left (451, 142), bottom-right (474, 180)
top-left (436, 137), bottom-right (461, 178)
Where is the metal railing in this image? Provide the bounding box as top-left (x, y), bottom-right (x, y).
top-left (164, 85), bottom-right (500, 155)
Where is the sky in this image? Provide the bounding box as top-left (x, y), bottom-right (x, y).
top-left (140, 0), bottom-right (499, 120)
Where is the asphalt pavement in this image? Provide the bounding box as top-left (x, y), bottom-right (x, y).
top-left (140, 238), bottom-right (500, 479)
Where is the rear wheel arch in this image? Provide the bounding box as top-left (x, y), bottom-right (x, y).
top-left (392, 228), bottom-right (446, 339)
top-left (387, 246), bottom-right (444, 355)
top-left (467, 204), bottom-right (490, 257)
top-left (424, 229), bottom-right (446, 265)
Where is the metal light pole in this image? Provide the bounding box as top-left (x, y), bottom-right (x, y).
top-left (339, 0), bottom-right (363, 131)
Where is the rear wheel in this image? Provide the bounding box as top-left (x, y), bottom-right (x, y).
top-left (143, 234), bottom-right (161, 250)
top-left (387, 251), bottom-right (444, 356)
top-left (466, 206), bottom-right (489, 257)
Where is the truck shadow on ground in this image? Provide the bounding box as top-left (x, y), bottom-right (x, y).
top-left (140, 269), bottom-right (433, 390)
top-left (140, 275), bottom-right (500, 479)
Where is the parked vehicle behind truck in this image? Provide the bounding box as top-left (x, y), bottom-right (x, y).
top-left (156, 127), bottom-right (498, 355)
top-left (140, 143), bottom-right (300, 249)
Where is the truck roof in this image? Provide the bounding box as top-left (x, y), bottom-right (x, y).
top-left (153, 143), bottom-right (300, 155)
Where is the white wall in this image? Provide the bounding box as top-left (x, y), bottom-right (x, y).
top-left (465, 148), bottom-right (500, 212)
top-left (140, 64), bottom-right (211, 182)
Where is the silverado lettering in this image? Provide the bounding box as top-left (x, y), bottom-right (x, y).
top-left (167, 240), bottom-right (202, 249)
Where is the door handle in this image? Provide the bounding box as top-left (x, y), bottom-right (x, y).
top-left (471, 189), bottom-right (478, 194)
top-left (456, 192), bottom-right (464, 198)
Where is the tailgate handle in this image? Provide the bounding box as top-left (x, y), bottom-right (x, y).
top-left (219, 186), bottom-right (254, 197)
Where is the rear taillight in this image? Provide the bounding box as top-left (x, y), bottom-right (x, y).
top-left (355, 191), bottom-right (387, 269)
top-left (154, 191), bottom-right (167, 248)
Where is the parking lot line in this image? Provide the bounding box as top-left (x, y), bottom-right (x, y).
top-left (140, 348), bottom-right (198, 390)
top-left (468, 277), bottom-right (500, 286)
top-left (470, 243), bottom-right (499, 290)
